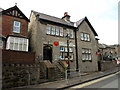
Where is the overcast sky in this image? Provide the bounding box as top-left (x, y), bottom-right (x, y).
top-left (0, 0), bottom-right (119, 45)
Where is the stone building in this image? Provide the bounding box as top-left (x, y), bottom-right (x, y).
top-left (76, 17), bottom-right (99, 72)
top-left (99, 44), bottom-right (120, 60)
top-left (28, 11), bottom-right (99, 72)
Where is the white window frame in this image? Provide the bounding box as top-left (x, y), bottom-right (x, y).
top-left (13, 21), bottom-right (21, 33)
top-left (60, 28), bottom-right (63, 36)
top-left (81, 33), bottom-right (84, 40)
top-left (82, 48), bottom-right (92, 61)
top-left (59, 46), bottom-right (73, 60)
top-left (6, 36), bottom-right (29, 51)
top-left (51, 26), bottom-right (55, 35)
top-left (56, 27), bottom-right (59, 36)
top-left (46, 25), bottom-right (51, 34)
top-left (80, 33), bottom-right (90, 41)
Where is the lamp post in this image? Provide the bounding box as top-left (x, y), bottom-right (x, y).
top-left (66, 33), bottom-right (70, 78)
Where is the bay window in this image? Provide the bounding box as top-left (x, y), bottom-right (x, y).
top-left (6, 36), bottom-right (29, 51)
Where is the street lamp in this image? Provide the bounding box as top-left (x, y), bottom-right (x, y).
top-left (66, 33), bottom-right (71, 77)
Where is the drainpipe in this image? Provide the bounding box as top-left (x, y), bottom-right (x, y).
top-left (75, 29), bottom-right (79, 72)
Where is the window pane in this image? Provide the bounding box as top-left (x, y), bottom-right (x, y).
top-left (82, 48), bottom-right (85, 53)
top-left (60, 46), bottom-right (64, 51)
top-left (60, 28), bottom-right (63, 36)
top-left (51, 26), bottom-right (55, 35)
top-left (69, 53), bottom-right (73, 60)
top-left (19, 44), bottom-right (22, 51)
top-left (19, 38), bottom-right (23, 44)
top-left (64, 53), bottom-right (68, 59)
top-left (88, 34), bottom-right (90, 41)
top-left (24, 39), bottom-right (27, 44)
top-left (14, 43), bottom-right (18, 50)
top-left (84, 34), bottom-right (87, 41)
top-left (86, 49), bottom-right (89, 53)
top-left (10, 37), bottom-right (14, 42)
top-left (13, 21), bottom-right (21, 33)
top-left (81, 33), bottom-right (84, 40)
top-left (60, 52), bottom-right (64, 59)
top-left (65, 47), bottom-right (68, 52)
top-left (86, 54), bottom-right (89, 60)
top-left (82, 54), bottom-right (85, 60)
top-left (56, 27), bottom-right (59, 36)
top-left (14, 38), bottom-right (18, 50)
top-left (69, 48), bottom-right (73, 52)
top-left (89, 49), bottom-right (91, 53)
top-left (89, 54), bottom-right (92, 60)
top-left (46, 25), bottom-right (51, 34)
top-left (10, 43), bottom-right (14, 50)
top-left (0, 40), bottom-right (3, 49)
top-left (70, 30), bottom-right (73, 38)
top-left (23, 44), bottom-right (27, 51)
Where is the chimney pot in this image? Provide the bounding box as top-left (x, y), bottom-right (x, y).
top-left (64, 12), bottom-right (68, 16)
top-left (62, 12), bottom-right (70, 21)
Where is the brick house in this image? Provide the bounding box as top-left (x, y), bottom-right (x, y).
top-left (0, 5), bottom-right (35, 64)
top-left (0, 5), bottom-right (29, 51)
top-left (28, 11), bottom-right (99, 72)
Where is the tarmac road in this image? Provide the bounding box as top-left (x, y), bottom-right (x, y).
top-left (70, 71), bottom-right (120, 89)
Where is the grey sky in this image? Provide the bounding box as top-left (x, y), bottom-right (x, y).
top-left (0, 0), bottom-right (119, 45)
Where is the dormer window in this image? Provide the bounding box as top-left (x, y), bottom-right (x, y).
top-left (13, 21), bottom-right (21, 33)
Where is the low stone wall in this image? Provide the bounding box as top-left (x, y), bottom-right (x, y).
top-left (101, 61), bottom-right (117, 71)
top-left (2, 64), bottom-right (47, 89)
top-left (2, 61), bottom-right (58, 89)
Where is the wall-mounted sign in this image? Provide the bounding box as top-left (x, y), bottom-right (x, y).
top-left (54, 41), bottom-right (59, 45)
top-left (59, 41), bottom-right (75, 47)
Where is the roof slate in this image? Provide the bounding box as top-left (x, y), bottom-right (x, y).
top-left (32, 11), bottom-right (75, 27)
top-left (32, 11), bottom-right (98, 36)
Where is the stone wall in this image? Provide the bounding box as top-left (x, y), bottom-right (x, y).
top-left (2, 64), bottom-right (47, 89)
top-left (101, 61), bottom-right (117, 71)
top-left (2, 61), bottom-right (62, 89)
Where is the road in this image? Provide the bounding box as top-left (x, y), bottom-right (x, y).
top-left (70, 71), bottom-right (120, 89)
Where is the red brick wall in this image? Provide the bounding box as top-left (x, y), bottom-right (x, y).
top-left (2, 49), bottom-right (35, 64)
top-left (2, 15), bottom-right (28, 37)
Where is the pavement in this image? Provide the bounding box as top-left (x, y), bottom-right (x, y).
top-left (8, 67), bottom-right (119, 89)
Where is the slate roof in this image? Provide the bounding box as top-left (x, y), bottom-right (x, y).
top-left (32, 11), bottom-right (98, 36)
top-left (76, 17), bottom-right (98, 36)
top-left (32, 11), bottom-right (75, 27)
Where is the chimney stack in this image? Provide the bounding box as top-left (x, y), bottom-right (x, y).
top-left (62, 12), bottom-right (70, 21)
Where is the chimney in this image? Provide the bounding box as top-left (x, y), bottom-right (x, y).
top-left (62, 12), bottom-right (70, 21)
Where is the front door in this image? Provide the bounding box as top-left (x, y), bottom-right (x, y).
top-left (43, 45), bottom-right (52, 63)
